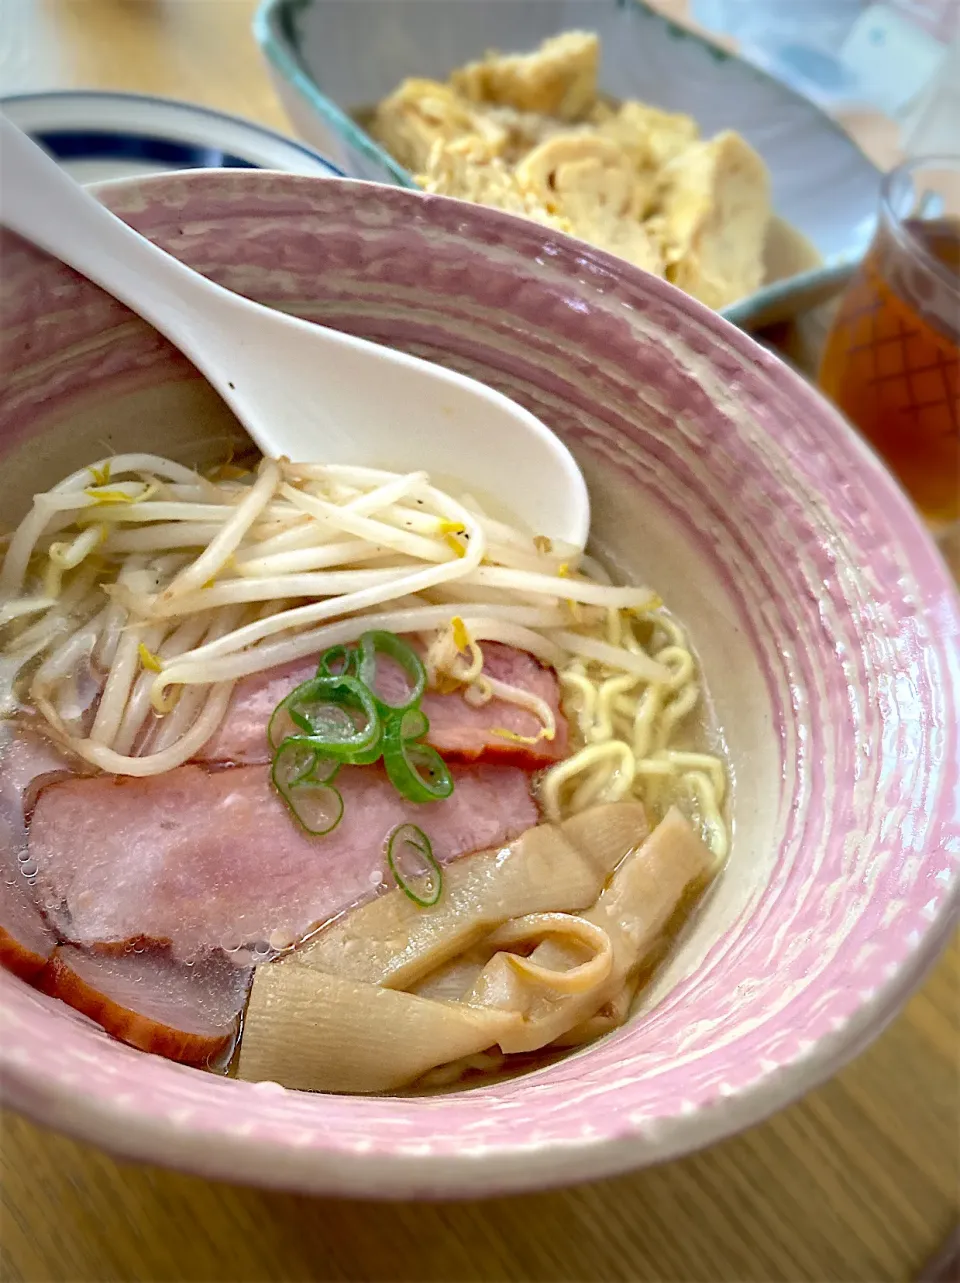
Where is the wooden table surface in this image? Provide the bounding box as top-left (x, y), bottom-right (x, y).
top-left (0, 3), bottom-right (957, 1281)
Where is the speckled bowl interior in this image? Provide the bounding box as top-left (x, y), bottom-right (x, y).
top-left (1, 171), bottom-right (957, 1199)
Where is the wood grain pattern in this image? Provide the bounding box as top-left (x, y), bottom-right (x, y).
top-left (1, 942), bottom-right (956, 1282)
top-left (0, 3), bottom-right (957, 1280)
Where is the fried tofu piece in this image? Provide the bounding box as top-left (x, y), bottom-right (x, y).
top-left (370, 32), bottom-right (772, 308)
top-left (581, 211), bottom-right (666, 278)
top-left (370, 78), bottom-right (500, 173)
top-left (472, 104), bottom-right (570, 163)
top-left (451, 31), bottom-right (599, 121)
top-left (647, 130), bottom-right (770, 308)
top-left (517, 134), bottom-right (643, 217)
top-left (418, 135), bottom-right (573, 235)
top-left (516, 134), bottom-right (664, 276)
top-left (597, 100), bottom-right (700, 170)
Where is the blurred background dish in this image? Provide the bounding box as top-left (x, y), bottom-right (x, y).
top-left (254, 0), bottom-right (882, 326)
top-left (0, 90), bottom-right (343, 184)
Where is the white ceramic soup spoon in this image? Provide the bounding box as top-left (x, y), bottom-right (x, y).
top-left (0, 115), bottom-right (589, 547)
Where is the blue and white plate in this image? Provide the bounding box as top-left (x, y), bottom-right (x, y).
top-left (255, 0), bottom-right (883, 327)
top-left (0, 91), bottom-right (342, 185)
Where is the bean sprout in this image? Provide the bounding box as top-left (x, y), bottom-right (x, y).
top-left (0, 453), bottom-right (728, 854)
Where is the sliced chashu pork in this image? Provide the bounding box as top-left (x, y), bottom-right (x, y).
top-left (195, 642), bottom-right (567, 769)
top-left (39, 944), bottom-right (250, 1066)
top-left (0, 727), bottom-right (74, 979)
top-left (29, 761), bottom-right (538, 960)
top-left (0, 876), bottom-right (54, 981)
top-left (0, 730), bottom-right (251, 1062)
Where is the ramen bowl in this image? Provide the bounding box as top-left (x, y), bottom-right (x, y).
top-left (1, 170), bottom-right (957, 1198)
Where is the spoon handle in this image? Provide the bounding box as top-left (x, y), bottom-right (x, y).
top-left (0, 114), bottom-right (226, 356)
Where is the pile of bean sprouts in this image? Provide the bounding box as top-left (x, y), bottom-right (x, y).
top-left (0, 453), bottom-right (727, 856)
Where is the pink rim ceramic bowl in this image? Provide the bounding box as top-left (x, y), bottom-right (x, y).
top-left (1, 171), bottom-right (957, 1199)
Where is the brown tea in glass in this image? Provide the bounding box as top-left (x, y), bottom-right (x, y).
top-left (819, 156), bottom-right (959, 529)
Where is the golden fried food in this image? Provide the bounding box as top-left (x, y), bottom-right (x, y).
top-left (594, 100), bottom-right (699, 170)
top-left (516, 134), bottom-right (663, 275)
top-left (420, 134), bottom-right (572, 234)
top-left (451, 31), bottom-right (600, 121)
top-left (369, 32), bottom-right (771, 308)
top-left (370, 79), bottom-right (492, 174)
top-left (649, 130), bottom-right (772, 310)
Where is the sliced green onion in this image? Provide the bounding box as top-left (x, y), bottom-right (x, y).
top-left (272, 741), bottom-right (343, 836)
top-left (386, 823), bottom-right (442, 907)
top-left (273, 737), bottom-right (340, 787)
top-left (268, 674), bottom-right (380, 760)
top-left (341, 733), bottom-right (384, 767)
top-left (276, 781), bottom-right (344, 836)
top-left (266, 631), bottom-right (457, 832)
top-left (394, 706), bottom-right (427, 741)
top-left (359, 630), bottom-right (426, 715)
top-left (382, 708), bottom-right (454, 803)
top-left (317, 643), bottom-right (358, 679)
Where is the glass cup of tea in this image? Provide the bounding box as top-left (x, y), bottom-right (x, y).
top-left (819, 154), bottom-right (959, 540)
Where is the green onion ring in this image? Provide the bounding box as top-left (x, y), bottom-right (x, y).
top-left (394, 706), bottom-right (427, 741)
top-left (386, 823), bottom-right (442, 906)
top-left (272, 737), bottom-right (340, 787)
top-left (268, 674), bottom-right (380, 760)
top-left (317, 643), bottom-right (359, 679)
top-left (276, 781), bottom-right (344, 836)
top-left (266, 631), bottom-right (457, 831)
top-left (359, 630), bottom-right (426, 714)
top-left (271, 742), bottom-right (344, 836)
top-left (382, 708), bottom-right (453, 803)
